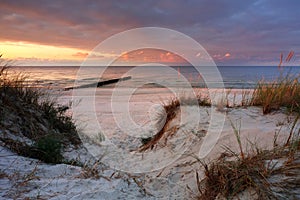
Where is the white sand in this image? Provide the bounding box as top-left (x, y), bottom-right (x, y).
top-left (1, 87), bottom-right (299, 199)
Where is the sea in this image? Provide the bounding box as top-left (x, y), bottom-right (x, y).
top-left (11, 65), bottom-right (300, 90)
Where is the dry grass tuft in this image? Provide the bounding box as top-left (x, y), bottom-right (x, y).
top-left (198, 154), bottom-right (271, 199)
top-left (139, 94), bottom-right (211, 151)
top-left (251, 74), bottom-right (300, 114)
top-left (138, 96), bottom-right (180, 151)
top-left (196, 115), bottom-right (300, 200)
top-left (78, 160), bottom-right (112, 181)
top-left (252, 52), bottom-right (300, 114)
top-left (79, 160), bottom-right (101, 179)
top-left (197, 138), bottom-right (300, 200)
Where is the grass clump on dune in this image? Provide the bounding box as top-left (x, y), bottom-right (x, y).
top-left (251, 74), bottom-right (300, 114)
top-left (251, 52), bottom-right (300, 114)
top-left (139, 94), bottom-right (210, 151)
top-left (0, 55), bottom-right (81, 164)
top-left (196, 104), bottom-right (300, 200)
top-left (197, 144), bottom-right (300, 199)
top-left (196, 128), bottom-right (300, 200)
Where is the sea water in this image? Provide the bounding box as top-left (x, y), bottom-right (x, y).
top-left (11, 65), bottom-right (300, 89)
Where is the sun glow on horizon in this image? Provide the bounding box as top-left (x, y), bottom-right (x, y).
top-left (0, 41), bottom-right (92, 65)
top-left (1, 41), bottom-right (237, 66)
top-left (0, 42), bottom-right (191, 66)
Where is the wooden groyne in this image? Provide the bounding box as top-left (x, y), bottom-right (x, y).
top-left (64, 76), bottom-right (131, 90)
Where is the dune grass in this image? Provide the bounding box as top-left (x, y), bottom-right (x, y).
top-left (251, 74), bottom-right (300, 114)
top-left (196, 112), bottom-right (300, 199)
top-left (251, 51), bottom-right (300, 114)
top-left (138, 94), bottom-right (211, 151)
top-left (196, 130), bottom-right (300, 199)
top-left (0, 56), bottom-right (81, 163)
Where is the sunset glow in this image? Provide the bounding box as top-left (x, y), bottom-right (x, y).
top-left (1, 41), bottom-right (89, 60)
top-left (0, 1), bottom-right (299, 66)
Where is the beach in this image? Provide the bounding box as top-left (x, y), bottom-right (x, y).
top-left (1, 65), bottom-right (300, 199)
top-left (2, 90), bottom-right (299, 198)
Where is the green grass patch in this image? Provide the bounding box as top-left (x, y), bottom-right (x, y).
top-left (0, 55), bottom-right (81, 163)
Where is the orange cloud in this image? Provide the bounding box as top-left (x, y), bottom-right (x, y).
top-left (72, 52), bottom-right (89, 58)
top-left (213, 52), bottom-right (232, 60)
top-left (121, 53), bottom-right (129, 61)
top-left (116, 49), bottom-right (187, 65)
top-left (137, 50), bottom-right (144, 55)
top-left (225, 53), bottom-right (231, 57)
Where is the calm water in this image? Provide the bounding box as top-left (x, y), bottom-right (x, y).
top-left (11, 65), bottom-right (300, 89)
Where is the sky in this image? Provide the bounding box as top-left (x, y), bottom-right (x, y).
top-left (0, 0), bottom-right (300, 66)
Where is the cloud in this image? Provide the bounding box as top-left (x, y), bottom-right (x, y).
top-left (72, 52), bottom-right (89, 58)
top-left (116, 49), bottom-right (187, 64)
top-left (72, 51), bottom-right (107, 60)
top-left (89, 53), bottom-right (106, 59)
top-left (225, 53), bottom-right (231, 58)
top-left (196, 52), bottom-right (201, 57)
top-left (1, 0), bottom-right (300, 65)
